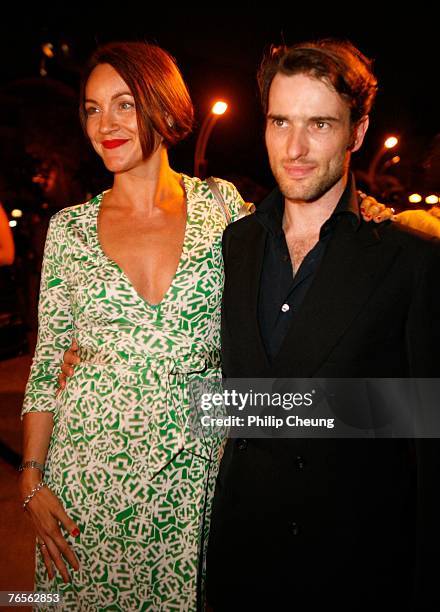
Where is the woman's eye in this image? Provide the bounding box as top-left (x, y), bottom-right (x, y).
top-left (120, 101), bottom-right (134, 111)
top-left (85, 106), bottom-right (99, 117)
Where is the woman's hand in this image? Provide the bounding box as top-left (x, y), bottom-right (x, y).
top-left (58, 338), bottom-right (80, 391)
top-left (358, 192), bottom-right (395, 223)
top-left (19, 471), bottom-right (80, 583)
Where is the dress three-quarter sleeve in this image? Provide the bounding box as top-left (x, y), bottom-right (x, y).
top-left (22, 213), bottom-right (74, 415)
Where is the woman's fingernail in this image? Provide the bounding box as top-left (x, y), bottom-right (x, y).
top-left (71, 528), bottom-right (80, 537)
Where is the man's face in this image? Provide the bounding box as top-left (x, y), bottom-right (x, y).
top-left (265, 72), bottom-right (368, 203)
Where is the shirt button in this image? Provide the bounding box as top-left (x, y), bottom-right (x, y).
top-left (291, 521), bottom-right (300, 536)
top-left (295, 455), bottom-right (305, 469)
top-left (281, 303), bottom-right (290, 313)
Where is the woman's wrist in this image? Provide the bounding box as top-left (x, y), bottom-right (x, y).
top-left (18, 469), bottom-right (43, 498)
top-left (19, 460), bottom-right (45, 474)
top-left (22, 481), bottom-right (46, 511)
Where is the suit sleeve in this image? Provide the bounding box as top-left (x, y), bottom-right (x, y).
top-left (406, 238), bottom-right (440, 606)
top-left (406, 238), bottom-right (440, 376)
top-left (22, 214), bottom-right (74, 416)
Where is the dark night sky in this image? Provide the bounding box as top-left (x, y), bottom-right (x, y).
top-left (0, 7), bottom-right (438, 195)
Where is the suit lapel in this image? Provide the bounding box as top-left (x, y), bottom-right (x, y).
top-left (225, 220), bottom-right (270, 370)
top-left (270, 219), bottom-right (402, 376)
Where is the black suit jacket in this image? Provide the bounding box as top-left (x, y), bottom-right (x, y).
top-left (207, 186), bottom-right (440, 611)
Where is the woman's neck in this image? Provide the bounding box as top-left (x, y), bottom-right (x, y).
top-left (107, 147), bottom-right (184, 215)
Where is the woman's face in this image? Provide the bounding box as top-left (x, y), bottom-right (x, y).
top-left (84, 63), bottom-right (144, 173)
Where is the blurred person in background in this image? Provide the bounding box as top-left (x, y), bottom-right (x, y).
top-left (363, 200), bottom-right (440, 238)
top-left (0, 202), bottom-right (14, 266)
top-left (395, 203), bottom-right (440, 238)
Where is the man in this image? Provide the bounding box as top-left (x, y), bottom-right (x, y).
top-left (207, 40), bottom-right (440, 610)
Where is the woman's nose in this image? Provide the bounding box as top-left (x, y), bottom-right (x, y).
top-left (98, 109), bottom-right (118, 134)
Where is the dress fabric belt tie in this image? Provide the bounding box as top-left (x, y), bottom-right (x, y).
top-left (78, 347), bottom-right (222, 479)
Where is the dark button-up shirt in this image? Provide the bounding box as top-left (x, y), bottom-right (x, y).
top-left (257, 175), bottom-right (360, 362)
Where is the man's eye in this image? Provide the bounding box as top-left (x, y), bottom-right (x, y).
top-left (273, 119), bottom-right (286, 128)
top-left (315, 121), bottom-right (330, 129)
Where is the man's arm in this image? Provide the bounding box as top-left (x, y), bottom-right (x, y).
top-left (406, 238), bottom-right (440, 607)
top-left (406, 238), bottom-right (440, 376)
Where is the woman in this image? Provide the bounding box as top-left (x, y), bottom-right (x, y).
top-left (19, 41), bottom-right (245, 611)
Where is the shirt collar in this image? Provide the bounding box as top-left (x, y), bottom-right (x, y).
top-left (256, 172), bottom-right (361, 237)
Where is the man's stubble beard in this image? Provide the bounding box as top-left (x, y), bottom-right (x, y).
top-left (273, 153), bottom-right (350, 204)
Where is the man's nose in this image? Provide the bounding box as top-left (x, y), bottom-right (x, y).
top-left (286, 127), bottom-right (309, 160)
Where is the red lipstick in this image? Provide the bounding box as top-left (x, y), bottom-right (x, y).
top-left (102, 139), bottom-right (129, 149)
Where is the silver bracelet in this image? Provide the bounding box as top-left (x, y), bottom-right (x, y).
top-left (22, 481), bottom-right (46, 511)
top-left (19, 460), bottom-right (45, 474)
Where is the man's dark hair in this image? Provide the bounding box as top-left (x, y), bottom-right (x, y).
top-left (258, 39), bottom-right (378, 125)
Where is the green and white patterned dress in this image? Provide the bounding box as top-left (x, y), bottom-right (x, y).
top-left (22, 175), bottom-right (244, 611)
